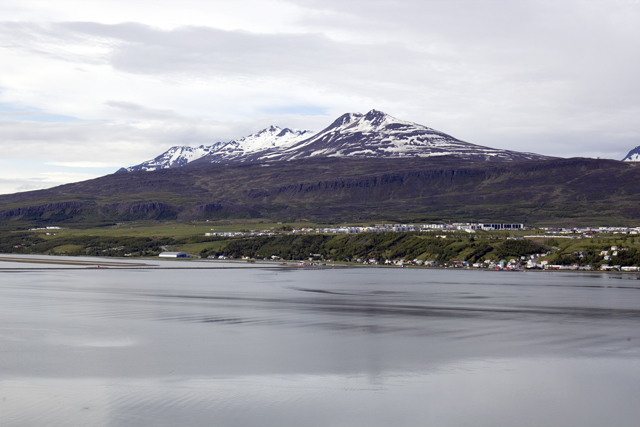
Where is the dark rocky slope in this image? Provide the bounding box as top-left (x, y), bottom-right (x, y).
top-left (1, 157), bottom-right (638, 225)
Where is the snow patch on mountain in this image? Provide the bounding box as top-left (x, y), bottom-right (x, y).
top-left (202, 126), bottom-right (315, 164)
top-left (234, 126), bottom-right (315, 151)
top-left (122, 126), bottom-right (314, 172)
top-left (122, 143), bottom-right (226, 172)
top-left (622, 146), bottom-right (640, 162)
top-left (275, 109), bottom-right (548, 162)
top-left (122, 109), bottom-right (553, 172)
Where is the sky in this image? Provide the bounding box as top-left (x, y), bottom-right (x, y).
top-left (1, 0), bottom-right (639, 194)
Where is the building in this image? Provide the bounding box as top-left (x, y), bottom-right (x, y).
top-left (159, 252), bottom-right (189, 258)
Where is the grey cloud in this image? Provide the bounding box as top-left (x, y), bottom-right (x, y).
top-left (60, 8), bottom-right (637, 121)
top-left (289, 0), bottom-right (640, 106)
top-left (0, 21), bottom-right (110, 64)
top-left (0, 21), bottom-right (444, 94)
top-left (62, 22), bottom-right (426, 84)
top-left (0, 117), bottom-right (255, 164)
top-left (104, 100), bottom-right (196, 121)
top-left (0, 0), bottom-right (638, 160)
top-left (9, 13), bottom-right (639, 112)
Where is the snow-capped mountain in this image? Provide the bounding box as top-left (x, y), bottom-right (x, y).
top-left (200, 125), bottom-right (315, 164)
top-left (622, 146), bottom-right (640, 162)
top-left (122, 143), bottom-right (227, 172)
top-left (121, 126), bottom-right (314, 172)
top-left (270, 109), bottom-right (547, 162)
top-left (197, 110), bottom-right (551, 164)
top-left (122, 110), bottom-right (552, 172)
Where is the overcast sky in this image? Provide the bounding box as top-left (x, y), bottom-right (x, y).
top-left (1, 0), bottom-right (639, 194)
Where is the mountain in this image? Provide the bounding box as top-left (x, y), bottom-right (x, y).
top-left (252, 110), bottom-right (548, 162)
top-left (7, 110), bottom-right (637, 226)
top-left (121, 126), bottom-right (314, 172)
top-left (622, 146), bottom-right (640, 162)
top-left (198, 125), bottom-right (315, 164)
top-left (2, 157), bottom-right (639, 226)
top-left (123, 110), bottom-right (552, 172)
top-left (121, 143), bottom-right (226, 172)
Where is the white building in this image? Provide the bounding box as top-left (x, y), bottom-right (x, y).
top-left (159, 252), bottom-right (189, 258)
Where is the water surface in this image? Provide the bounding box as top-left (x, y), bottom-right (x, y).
top-left (1, 260), bottom-right (639, 426)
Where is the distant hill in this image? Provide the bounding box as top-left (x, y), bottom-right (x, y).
top-left (121, 110), bottom-right (552, 172)
top-left (2, 156), bottom-right (639, 226)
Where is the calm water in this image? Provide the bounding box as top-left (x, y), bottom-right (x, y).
top-left (1, 258), bottom-right (640, 426)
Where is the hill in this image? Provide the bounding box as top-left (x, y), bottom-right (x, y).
top-left (1, 156), bottom-right (639, 226)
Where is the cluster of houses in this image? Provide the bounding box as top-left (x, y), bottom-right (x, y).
top-left (381, 248), bottom-right (639, 271)
top-left (529, 263), bottom-right (639, 271)
top-left (597, 245), bottom-right (639, 271)
top-left (170, 249), bottom-right (640, 271)
top-left (205, 222), bottom-right (632, 237)
top-left (600, 245), bottom-right (628, 261)
top-left (204, 223), bottom-right (526, 237)
top-left (188, 224), bottom-right (640, 270)
top-left (313, 223), bottom-right (524, 234)
top-left (28, 226), bottom-right (61, 236)
top-left (28, 226), bottom-right (62, 231)
top-left (519, 245), bottom-right (639, 271)
top-left (205, 231), bottom-right (279, 237)
top-left (537, 226), bottom-right (640, 236)
top-left (382, 259), bottom-right (438, 266)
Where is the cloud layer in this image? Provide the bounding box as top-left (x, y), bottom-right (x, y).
top-left (0, 0), bottom-right (639, 194)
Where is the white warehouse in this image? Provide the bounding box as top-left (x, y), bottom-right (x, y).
top-left (159, 252), bottom-right (189, 258)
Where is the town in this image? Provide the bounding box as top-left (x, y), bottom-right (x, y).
top-left (200, 222), bottom-right (640, 272)
top-left (205, 222), bottom-right (640, 237)
top-left (7, 220), bottom-right (640, 272)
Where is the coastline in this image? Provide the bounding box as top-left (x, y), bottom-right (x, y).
top-left (1, 254), bottom-right (639, 276)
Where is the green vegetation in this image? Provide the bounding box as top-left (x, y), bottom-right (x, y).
top-left (199, 232), bottom-right (551, 264)
top-left (2, 221), bottom-right (640, 268)
top-left (493, 240), bottom-right (546, 259)
top-left (0, 223), bottom-right (231, 257)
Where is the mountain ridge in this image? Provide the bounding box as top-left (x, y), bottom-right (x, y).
top-left (263, 109), bottom-right (546, 162)
top-left (2, 156), bottom-right (639, 226)
top-left (4, 110), bottom-right (637, 226)
top-left (120, 126), bottom-right (314, 172)
top-left (122, 110), bottom-right (553, 172)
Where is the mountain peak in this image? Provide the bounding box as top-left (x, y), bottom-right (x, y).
top-left (218, 125), bottom-right (314, 155)
top-left (323, 112), bottom-right (364, 131)
top-left (255, 125), bottom-right (281, 135)
top-left (272, 110), bottom-right (551, 162)
top-left (362, 108), bottom-right (388, 122)
top-left (355, 110), bottom-right (388, 129)
top-left (122, 109), bottom-right (553, 172)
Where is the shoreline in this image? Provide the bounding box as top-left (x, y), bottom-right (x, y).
top-left (0, 254), bottom-right (639, 276)
top-left (0, 255), bottom-right (342, 270)
top-left (0, 256), bottom-right (151, 267)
